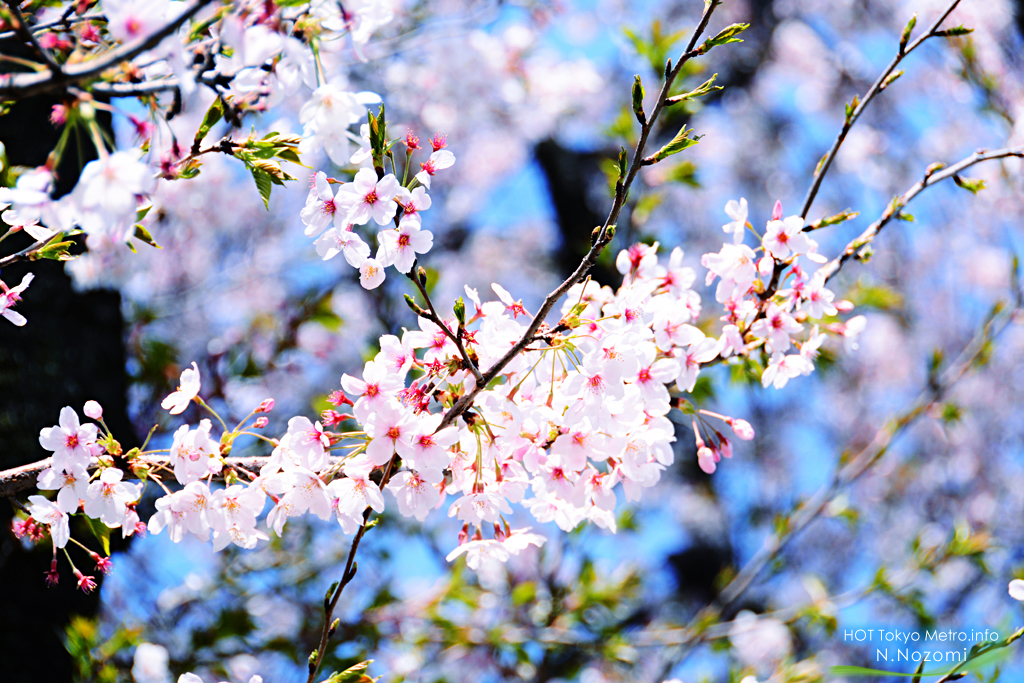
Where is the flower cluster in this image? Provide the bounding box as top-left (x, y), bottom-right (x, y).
top-left (703, 199), bottom-right (866, 391)
top-left (301, 134), bottom-right (454, 289)
top-left (0, 0), bottom-right (402, 320)
top-left (22, 215), bottom-right (864, 577)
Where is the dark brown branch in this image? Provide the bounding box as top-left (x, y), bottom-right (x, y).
top-left (0, 454), bottom-right (351, 498)
top-left (4, 0), bottom-right (64, 74)
top-left (0, 0), bottom-right (214, 100)
top-left (405, 265), bottom-right (485, 385)
top-left (0, 13), bottom-right (106, 41)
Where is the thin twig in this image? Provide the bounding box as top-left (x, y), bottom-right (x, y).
top-left (817, 146), bottom-right (1024, 286)
top-left (4, 0), bottom-right (64, 74)
top-left (799, 0), bottom-right (964, 221)
top-left (305, 454), bottom-right (398, 683)
top-left (405, 265), bottom-right (485, 385)
top-left (653, 287), bottom-right (1021, 677)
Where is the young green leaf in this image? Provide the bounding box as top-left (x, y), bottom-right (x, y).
top-left (899, 13), bottom-right (917, 53)
top-left (631, 75), bottom-right (646, 123)
top-left (648, 126), bottom-right (702, 163)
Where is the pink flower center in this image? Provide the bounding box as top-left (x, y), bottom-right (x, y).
top-left (65, 434), bottom-right (79, 449)
top-left (398, 234), bottom-right (411, 248)
top-left (321, 198), bottom-right (336, 215)
top-left (365, 384), bottom-right (379, 397)
top-left (364, 190), bottom-right (378, 205)
top-left (387, 426), bottom-right (402, 440)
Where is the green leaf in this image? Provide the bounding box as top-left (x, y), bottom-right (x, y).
top-left (33, 239), bottom-right (75, 261)
top-left (631, 75), bottom-right (645, 123)
top-left (696, 23), bottom-right (749, 55)
top-left (325, 660), bottom-right (375, 683)
top-left (953, 175), bottom-right (986, 194)
top-left (453, 297), bottom-right (466, 326)
top-left (807, 209), bottom-right (859, 230)
top-left (880, 70), bottom-right (904, 90)
top-left (649, 125), bottom-right (702, 162)
top-left (192, 98), bottom-right (224, 150)
top-left (665, 160), bottom-right (700, 187)
top-left (935, 25), bottom-right (973, 38)
top-left (900, 13), bottom-right (917, 52)
top-left (251, 168), bottom-right (273, 210)
top-left (82, 514), bottom-right (111, 556)
top-left (665, 73), bottom-right (722, 104)
top-left (132, 224), bottom-right (162, 249)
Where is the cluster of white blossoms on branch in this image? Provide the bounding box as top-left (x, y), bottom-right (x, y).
top-left (301, 132), bottom-right (454, 289)
top-left (18, 187), bottom-right (868, 577)
top-left (0, 0), bottom-right (399, 320)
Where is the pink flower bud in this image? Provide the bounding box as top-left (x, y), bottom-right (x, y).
top-left (772, 200), bottom-right (783, 221)
top-left (253, 417), bottom-right (269, 429)
top-left (727, 418), bottom-right (755, 441)
top-left (697, 447), bottom-right (717, 474)
top-left (835, 299), bottom-right (855, 313)
top-left (83, 400), bottom-right (103, 420)
top-left (758, 255), bottom-right (774, 277)
top-left (718, 437), bottom-right (733, 459)
top-left (458, 524), bottom-right (469, 545)
top-left (257, 398), bottom-right (275, 413)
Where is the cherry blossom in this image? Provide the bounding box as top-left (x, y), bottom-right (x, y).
top-left (161, 362), bottom-right (202, 415)
top-left (414, 150), bottom-right (456, 189)
top-left (376, 217), bottom-right (434, 273)
top-left (339, 169), bottom-right (400, 226)
top-left (83, 468), bottom-right (141, 527)
top-left (722, 197), bottom-right (749, 243)
top-left (27, 495), bottom-right (70, 548)
top-left (38, 406), bottom-right (98, 474)
top-left (0, 273), bottom-right (34, 327)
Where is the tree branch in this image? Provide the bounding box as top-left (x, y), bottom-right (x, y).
top-left (436, 0), bottom-right (722, 430)
top-left (0, 0), bottom-right (213, 100)
top-left (4, 0), bottom-right (64, 74)
top-left (798, 0), bottom-right (964, 221)
top-left (405, 265), bottom-right (485, 386)
top-left (0, 454), bottom-right (350, 498)
top-left (305, 454), bottom-right (397, 683)
top-left (0, 13), bottom-right (106, 42)
top-left (817, 146), bottom-right (1024, 286)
